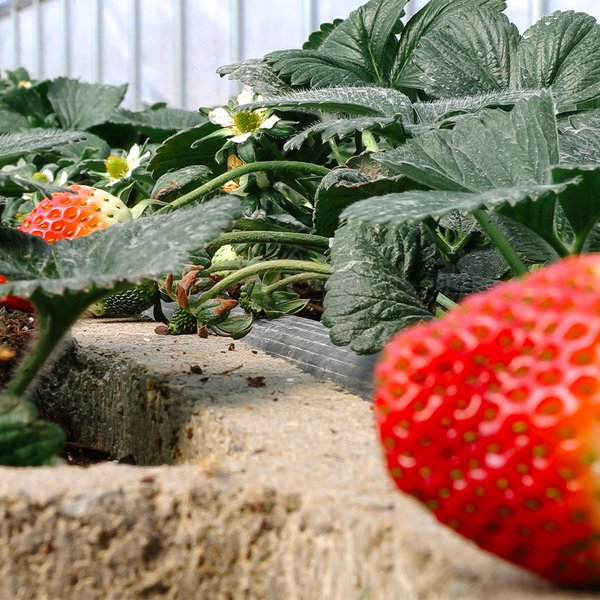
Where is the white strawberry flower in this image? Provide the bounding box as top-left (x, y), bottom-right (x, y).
top-left (105, 143), bottom-right (151, 183)
top-left (208, 87), bottom-right (280, 143)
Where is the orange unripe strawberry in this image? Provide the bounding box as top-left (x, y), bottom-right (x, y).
top-left (18, 184), bottom-right (131, 242)
top-left (1, 186), bottom-right (132, 311)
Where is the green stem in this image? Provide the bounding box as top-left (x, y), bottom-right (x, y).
top-left (328, 139), bottom-right (345, 166)
top-left (361, 130), bottom-right (379, 153)
top-left (196, 259), bottom-right (331, 303)
top-left (263, 272), bottom-right (330, 294)
top-left (206, 231), bottom-right (331, 254)
top-left (473, 209), bottom-right (528, 277)
top-left (155, 161), bottom-right (330, 214)
top-left (4, 315), bottom-right (73, 397)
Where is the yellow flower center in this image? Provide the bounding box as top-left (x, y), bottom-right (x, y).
top-left (104, 155), bottom-right (129, 180)
top-left (31, 171), bottom-right (50, 183)
top-left (232, 111), bottom-right (263, 134)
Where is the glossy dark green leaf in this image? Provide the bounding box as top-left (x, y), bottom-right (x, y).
top-left (109, 107), bottom-right (206, 141)
top-left (0, 107), bottom-right (30, 131)
top-left (413, 90), bottom-right (537, 125)
top-left (377, 92), bottom-right (559, 190)
top-left (413, 9), bottom-right (519, 98)
top-left (558, 110), bottom-right (600, 165)
top-left (285, 116), bottom-right (399, 152)
top-left (314, 168), bottom-right (405, 236)
top-left (240, 86), bottom-right (413, 118)
top-left (217, 59), bottom-right (293, 97)
top-left (0, 129), bottom-right (85, 166)
top-left (302, 19), bottom-right (344, 50)
top-left (340, 184), bottom-right (567, 226)
top-left (0, 395), bottom-right (64, 466)
top-left (266, 0), bottom-right (408, 87)
top-left (322, 221), bottom-right (437, 354)
top-left (148, 122), bottom-right (226, 177)
top-left (552, 165), bottom-right (600, 245)
top-left (516, 11), bottom-right (600, 109)
top-left (392, 0), bottom-right (507, 88)
top-left (151, 165), bottom-right (213, 201)
top-left (48, 77), bottom-right (127, 130)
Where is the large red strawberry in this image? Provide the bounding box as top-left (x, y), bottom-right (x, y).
top-left (18, 184), bottom-right (131, 242)
top-left (0, 185), bottom-right (132, 312)
top-left (374, 254), bottom-right (600, 587)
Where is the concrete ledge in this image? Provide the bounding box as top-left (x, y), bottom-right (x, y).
top-left (0, 318), bottom-right (584, 599)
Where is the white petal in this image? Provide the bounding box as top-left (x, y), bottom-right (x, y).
top-left (209, 107), bottom-right (234, 127)
top-left (231, 132), bottom-right (252, 143)
top-left (127, 143), bottom-right (141, 162)
top-left (260, 115), bottom-right (281, 130)
top-left (236, 87), bottom-right (255, 106)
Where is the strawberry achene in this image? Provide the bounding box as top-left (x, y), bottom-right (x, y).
top-left (375, 254), bottom-right (600, 586)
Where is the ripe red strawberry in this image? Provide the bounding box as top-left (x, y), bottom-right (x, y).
top-left (1, 185), bottom-right (132, 312)
top-left (18, 184), bottom-right (131, 242)
top-left (374, 254), bottom-right (600, 587)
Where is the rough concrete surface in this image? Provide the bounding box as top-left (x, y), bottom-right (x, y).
top-left (0, 318), bottom-right (595, 599)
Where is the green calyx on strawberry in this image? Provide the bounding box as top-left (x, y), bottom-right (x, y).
top-left (18, 184), bottom-right (132, 242)
top-left (374, 254), bottom-right (600, 587)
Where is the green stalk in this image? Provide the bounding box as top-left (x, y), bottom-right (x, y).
top-left (206, 231), bottom-right (331, 254)
top-left (4, 315), bottom-right (74, 397)
top-left (361, 130), bottom-right (379, 153)
top-left (473, 209), bottom-right (528, 277)
top-left (196, 259), bottom-right (331, 303)
top-left (263, 272), bottom-right (330, 294)
top-left (155, 161), bottom-right (330, 214)
top-left (328, 140), bottom-right (345, 166)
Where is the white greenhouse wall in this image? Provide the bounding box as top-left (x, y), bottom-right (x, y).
top-left (0, 0), bottom-right (598, 110)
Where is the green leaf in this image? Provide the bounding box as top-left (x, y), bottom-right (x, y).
top-left (392, 0), bottom-right (507, 88)
top-left (265, 50), bottom-right (371, 88)
top-left (516, 11), bottom-right (600, 109)
top-left (377, 92), bottom-right (559, 190)
top-left (340, 185), bottom-right (567, 226)
top-left (151, 165), bottom-right (213, 201)
top-left (265, 0), bottom-right (408, 87)
top-left (0, 197), bottom-right (242, 299)
top-left (413, 90), bottom-right (538, 125)
top-left (558, 110), bottom-right (600, 165)
top-left (0, 395), bottom-right (64, 466)
top-left (302, 19), bottom-right (344, 50)
top-left (314, 168), bottom-right (405, 236)
top-left (148, 122), bottom-right (226, 177)
top-left (48, 77), bottom-right (127, 130)
top-left (284, 116), bottom-right (398, 152)
top-left (552, 165), bottom-right (600, 247)
top-left (109, 107), bottom-right (206, 139)
top-left (412, 9), bottom-right (519, 98)
top-left (0, 129), bottom-right (85, 166)
top-left (217, 59), bottom-right (293, 97)
top-left (0, 107), bottom-right (31, 131)
top-left (322, 221), bottom-right (437, 354)
top-left (240, 86), bottom-right (413, 118)
top-left (315, 0), bottom-right (408, 82)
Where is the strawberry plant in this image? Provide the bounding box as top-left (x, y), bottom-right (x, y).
top-left (374, 254), bottom-right (600, 586)
top-left (0, 196), bottom-right (241, 464)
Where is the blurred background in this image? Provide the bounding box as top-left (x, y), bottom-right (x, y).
top-left (0, 0), bottom-right (597, 110)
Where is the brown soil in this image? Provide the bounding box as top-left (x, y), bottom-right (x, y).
top-left (0, 307), bottom-right (36, 388)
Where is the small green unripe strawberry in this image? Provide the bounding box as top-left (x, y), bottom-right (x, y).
top-left (88, 280), bottom-right (158, 317)
top-left (167, 307), bottom-right (198, 335)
